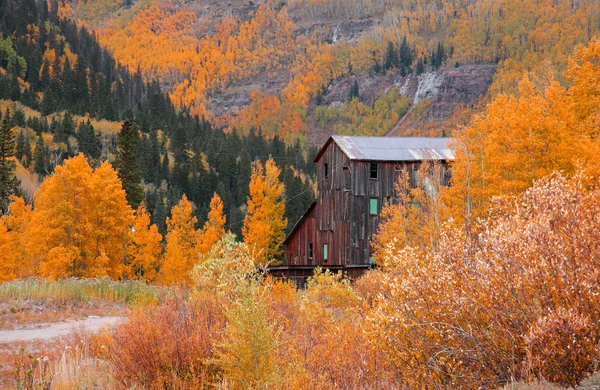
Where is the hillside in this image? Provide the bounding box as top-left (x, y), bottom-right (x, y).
top-left (56, 0), bottom-right (600, 144)
top-left (0, 0), bottom-right (315, 237)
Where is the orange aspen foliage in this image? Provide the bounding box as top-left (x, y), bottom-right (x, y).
top-left (242, 158), bottom-right (287, 266)
top-left (0, 221), bottom-right (15, 282)
top-left (28, 154), bottom-right (134, 279)
top-left (90, 161), bottom-right (135, 278)
top-left (446, 38), bottom-right (600, 226)
top-left (374, 161), bottom-right (447, 259)
top-left (160, 195), bottom-right (199, 285)
top-left (127, 204), bottom-right (163, 282)
top-left (197, 193), bottom-right (226, 258)
top-left (1, 196), bottom-right (33, 280)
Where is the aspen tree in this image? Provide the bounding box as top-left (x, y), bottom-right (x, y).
top-left (242, 158), bottom-right (287, 265)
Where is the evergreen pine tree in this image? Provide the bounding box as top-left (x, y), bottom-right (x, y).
top-left (399, 36), bottom-right (413, 68)
top-left (151, 190), bottom-right (167, 236)
top-left (149, 129), bottom-right (161, 185)
top-left (115, 120), bottom-right (144, 208)
top-left (72, 58), bottom-right (90, 115)
top-left (0, 109), bottom-right (20, 214)
top-left (436, 42), bottom-right (445, 68)
top-left (348, 79), bottom-right (359, 101)
top-left (76, 120), bottom-right (100, 159)
top-left (62, 56), bottom-right (74, 107)
top-left (9, 74), bottom-right (20, 101)
top-left (0, 74), bottom-right (10, 100)
top-left (62, 111), bottom-right (75, 139)
top-left (41, 88), bottom-right (56, 116)
top-left (23, 134), bottom-right (32, 167)
top-left (34, 135), bottom-right (48, 178)
top-left (161, 152), bottom-right (170, 183)
top-left (16, 131), bottom-right (24, 161)
top-left (384, 41), bottom-right (397, 71)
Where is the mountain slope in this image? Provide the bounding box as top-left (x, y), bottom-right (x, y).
top-left (56, 0), bottom-right (600, 143)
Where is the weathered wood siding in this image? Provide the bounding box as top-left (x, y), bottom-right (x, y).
top-left (285, 204), bottom-right (317, 266)
top-left (285, 140), bottom-right (451, 268)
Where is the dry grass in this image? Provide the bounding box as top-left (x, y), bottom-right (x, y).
top-left (14, 159), bottom-right (39, 197)
top-left (0, 100), bottom-right (40, 120)
top-left (75, 114), bottom-right (122, 136)
top-left (0, 278), bottom-right (160, 306)
top-left (49, 343), bottom-right (117, 389)
top-left (0, 278), bottom-right (160, 330)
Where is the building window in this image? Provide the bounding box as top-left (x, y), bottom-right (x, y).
top-left (323, 244), bottom-right (328, 261)
top-left (343, 166), bottom-right (351, 190)
top-left (370, 163), bottom-right (378, 179)
top-left (324, 163), bottom-right (329, 179)
top-left (410, 165), bottom-right (419, 188)
top-left (370, 198), bottom-right (378, 215)
top-left (308, 243), bottom-right (313, 260)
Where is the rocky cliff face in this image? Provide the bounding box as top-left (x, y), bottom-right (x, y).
top-left (308, 63), bottom-right (496, 145)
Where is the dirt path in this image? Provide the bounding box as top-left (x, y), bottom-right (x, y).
top-left (0, 316), bottom-right (122, 343)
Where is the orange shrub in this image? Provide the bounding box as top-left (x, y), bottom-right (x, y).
top-left (524, 308), bottom-right (597, 387)
top-left (370, 173), bottom-right (600, 388)
top-left (108, 294), bottom-right (224, 388)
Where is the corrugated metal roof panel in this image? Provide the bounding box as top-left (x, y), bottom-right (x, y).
top-left (331, 135), bottom-right (454, 161)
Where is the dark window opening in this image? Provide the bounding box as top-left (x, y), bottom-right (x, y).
top-left (370, 163), bottom-right (378, 179)
top-left (410, 165), bottom-right (419, 188)
top-left (343, 166), bottom-right (351, 190)
top-left (324, 163), bottom-right (329, 179)
top-left (308, 243), bottom-right (313, 260)
top-left (323, 244), bottom-right (328, 261)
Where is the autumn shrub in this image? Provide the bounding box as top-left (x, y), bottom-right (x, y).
top-left (369, 173), bottom-right (600, 388)
top-left (213, 284), bottom-right (283, 389)
top-left (274, 270), bottom-right (399, 389)
top-left (524, 308), bottom-right (597, 387)
top-left (108, 293), bottom-right (222, 389)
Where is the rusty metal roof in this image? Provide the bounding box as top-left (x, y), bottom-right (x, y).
top-left (317, 136), bottom-right (454, 162)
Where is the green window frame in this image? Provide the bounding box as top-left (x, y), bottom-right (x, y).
top-left (323, 244), bottom-right (328, 261)
top-left (370, 198), bottom-right (378, 215)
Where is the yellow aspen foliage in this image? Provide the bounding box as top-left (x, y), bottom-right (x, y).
top-left (28, 154), bottom-right (134, 279)
top-left (41, 245), bottom-right (81, 280)
top-left (0, 222), bottom-right (15, 282)
top-left (445, 39), bottom-right (600, 225)
top-left (127, 204), bottom-right (163, 282)
top-left (2, 196), bottom-right (32, 279)
top-left (374, 161), bottom-right (447, 259)
top-left (567, 39), bottom-right (600, 177)
top-left (446, 38), bottom-right (600, 226)
top-left (197, 193), bottom-right (226, 258)
top-left (90, 161), bottom-right (135, 278)
top-left (242, 158), bottom-right (287, 266)
top-left (160, 195), bottom-right (199, 285)
top-left (29, 154), bottom-right (94, 277)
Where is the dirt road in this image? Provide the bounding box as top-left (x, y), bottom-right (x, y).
top-left (0, 316), bottom-right (121, 343)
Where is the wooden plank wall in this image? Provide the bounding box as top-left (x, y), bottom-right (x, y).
top-left (286, 139), bottom-right (452, 268)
